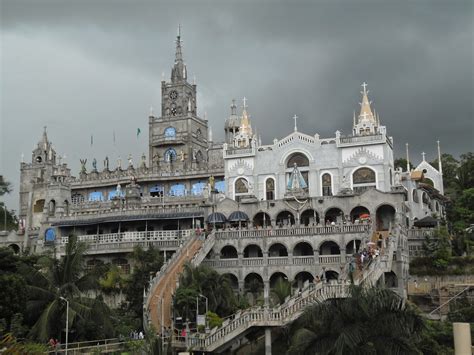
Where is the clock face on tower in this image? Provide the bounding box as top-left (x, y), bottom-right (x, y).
top-left (169, 90), bottom-right (178, 100)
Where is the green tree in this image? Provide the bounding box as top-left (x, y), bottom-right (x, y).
top-left (394, 158), bottom-right (413, 172)
top-left (422, 226), bottom-right (452, 269)
top-left (0, 176), bottom-right (12, 196)
top-left (430, 153), bottom-right (459, 192)
top-left (288, 285), bottom-right (425, 355)
top-left (457, 153), bottom-right (474, 190)
top-left (271, 277), bottom-right (292, 305)
top-left (174, 263), bottom-right (238, 321)
top-left (123, 245), bottom-right (164, 321)
top-left (21, 235), bottom-right (114, 342)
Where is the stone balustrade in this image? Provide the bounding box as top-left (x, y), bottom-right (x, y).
top-left (407, 228), bottom-right (436, 239)
top-left (61, 229), bottom-right (192, 245)
top-left (202, 253), bottom-right (343, 269)
top-left (215, 224), bottom-right (370, 240)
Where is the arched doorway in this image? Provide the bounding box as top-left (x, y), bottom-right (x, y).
top-left (222, 273), bottom-right (239, 291)
top-left (293, 242), bottom-right (313, 256)
top-left (376, 204), bottom-right (396, 231)
top-left (346, 240), bottom-right (361, 255)
top-left (243, 244), bottom-right (263, 258)
top-left (8, 244), bottom-right (20, 254)
top-left (300, 209), bottom-right (319, 226)
top-left (324, 208), bottom-right (343, 224)
top-left (244, 273), bottom-right (264, 305)
top-left (384, 271), bottom-right (398, 288)
top-left (293, 271), bottom-right (314, 289)
top-left (268, 243), bottom-right (288, 257)
top-left (220, 245), bottom-right (238, 259)
top-left (319, 241), bottom-right (340, 255)
top-left (350, 206), bottom-right (370, 223)
top-left (253, 212), bottom-right (271, 228)
top-left (276, 211), bottom-right (295, 227)
top-left (269, 272), bottom-right (289, 288)
top-left (323, 270), bottom-right (339, 281)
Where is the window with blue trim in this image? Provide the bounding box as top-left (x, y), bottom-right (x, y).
top-left (164, 127), bottom-right (176, 139)
top-left (108, 190), bottom-right (124, 200)
top-left (164, 148), bottom-right (177, 162)
top-left (150, 185), bottom-right (164, 197)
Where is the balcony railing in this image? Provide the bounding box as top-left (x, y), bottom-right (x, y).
top-left (201, 254), bottom-right (342, 268)
top-left (224, 147), bottom-right (256, 158)
top-left (61, 229), bottom-right (192, 244)
top-left (407, 228), bottom-right (436, 239)
top-left (338, 134), bottom-right (383, 145)
top-left (215, 224), bottom-right (370, 240)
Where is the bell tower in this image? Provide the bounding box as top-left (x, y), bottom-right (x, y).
top-left (149, 26), bottom-right (209, 171)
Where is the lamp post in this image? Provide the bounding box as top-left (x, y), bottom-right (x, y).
top-left (196, 294), bottom-right (209, 333)
top-left (59, 297), bottom-right (69, 354)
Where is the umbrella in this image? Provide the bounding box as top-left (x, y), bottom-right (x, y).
top-left (360, 213), bottom-right (370, 219)
top-left (206, 212), bottom-right (227, 224)
top-left (228, 211), bottom-right (249, 222)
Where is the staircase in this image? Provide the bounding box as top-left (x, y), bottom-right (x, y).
top-left (144, 232), bottom-right (204, 332)
top-left (174, 232), bottom-right (397, 353)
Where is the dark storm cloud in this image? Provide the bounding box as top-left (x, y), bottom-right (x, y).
top-left (1, 0), bottom-right (473, 210)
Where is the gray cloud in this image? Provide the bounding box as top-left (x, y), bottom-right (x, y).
top-left (1, 0), bottom-right (473, 210)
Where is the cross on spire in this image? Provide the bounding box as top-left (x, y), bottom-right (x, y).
top-left (293, 114), bottom-right (298, 131)
top-left (361, 82), bottom-right (368, 93)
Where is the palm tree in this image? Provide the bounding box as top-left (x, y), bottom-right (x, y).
top-left (271, 277), bottom-right (292, 305)
top-left (288, 285), bottom-right (425, 355)
top-left (21, 235), bottom-right (113, 342)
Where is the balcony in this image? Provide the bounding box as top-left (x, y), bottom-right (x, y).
top-left (407, 228), bottom-right (436, 239)
top-left (223, 147), bottom-right (256, 158)
top-left (56, 230), bottom-right (192, 254)
top-left (214, 224), bottom-right (370, 240)
top-left (151, 133), bottom-right (188, 146)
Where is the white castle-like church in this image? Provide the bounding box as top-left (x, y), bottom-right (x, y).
top-left (2, 29), bottom-right (447, 353)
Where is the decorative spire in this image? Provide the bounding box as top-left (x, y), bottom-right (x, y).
top-left (437, 140), bottom-right (443, 174)
top-left (240, 97), bottom-right (252, 136)
top-left (208, 126), bottom-right (213, 142)
top-left (358, 82), bottom-right (375, 123)
top-left (230, 99), bottom-right (237, 116)
top-left (171, 25), bottom-right (187, 83)
top-left (175, 24), bottom-right (183, 64)
top-left (406, 143), bottom-right (410, 172)
top-left (422, 152), bottom-right (426, 162)
top-left (42, 126), bottom-right (48, 150)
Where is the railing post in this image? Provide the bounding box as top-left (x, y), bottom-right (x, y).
top-left (314, 249), bottom-right (319, 264)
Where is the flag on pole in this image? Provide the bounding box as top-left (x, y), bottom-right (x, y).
top-left (90, 135), bottom-right (93, 147)
top-left (137, 128), bottom-right (141, 139)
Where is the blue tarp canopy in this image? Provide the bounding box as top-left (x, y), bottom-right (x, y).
top-left (108, 190), bottom-right (124, 200)
top-left (150, 185), bottom-right (164, 193)
top-left (191, 182), bottom-right (206, 196)
top-left (88, 192), bottom-right (104, 201)
top-left (228, 211), bottom-right (249, 222)
top-left (215, 181), bottom-right (226, 193)
top-left (169, 184), bottom-right (186, 196)
top-left (206, 212), bottom-right (227, 224)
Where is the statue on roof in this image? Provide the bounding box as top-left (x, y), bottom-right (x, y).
top-left (104, 156), bottom-right (109, 170)
top-left (92, 158), bottom-right (97, 171)
top-left (80, 159), bottom-right (87, 174)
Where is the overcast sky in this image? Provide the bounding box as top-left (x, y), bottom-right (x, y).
top-left (1, 0), bottom-right (473, 210)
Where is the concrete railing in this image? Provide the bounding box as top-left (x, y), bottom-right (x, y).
top-left (215, 224), bottom-right (370, 240)
top-left (62, 230), bottom-right (192, 244)
top-left (191, 232), bottom-right (216, 267)
top-left (407, 228), bottom-right (436, 239)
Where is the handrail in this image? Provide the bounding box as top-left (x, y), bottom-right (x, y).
top-left (428, 286), bottom-right (472, 316)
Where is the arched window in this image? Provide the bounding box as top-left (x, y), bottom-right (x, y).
top-left (235, 178), bottom-right (249, 194)
top-left (412, 190), bottom-right (419, 203)
top-left (195, 150), bottom-right (204, 163)
top-left (191, 182), bottom-right (206, 196)
top-left (265, 178), bottom-right (275, 200)
top-left (352, 167), bottom-right (376, 193)
top-left (164, 148), bottom-right (177, 162)
top-left (286, 153), bottom-right (309, 168)
top-left (322, 173), bottom-right (332, 196)
top-left (48, 200), bottom-right (56, 216)
top-left (169, 184), bottom-right (186, 196)
top-left (164, 127), bottom-right (176, 139)
top-left (63, 200), bottom-right (69, 215)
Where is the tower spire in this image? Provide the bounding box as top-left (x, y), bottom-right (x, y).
top-left (358, 82), bottom-right (375, 123)
top-left (171, 24), bottom-right (187, 83)
top-left (406, 143), bottom-right (410, 172)
top-left (437, 140), bottom-right (443, 174)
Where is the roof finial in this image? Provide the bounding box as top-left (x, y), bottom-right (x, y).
top-left (293, 114), bottom-right (298, 132)
top-left (175, 24), bottom-right (183, 63)
top-left (242, 97), bottom-right (247, 110)
top-left (178, 23), bottom-right (181, 38)
top-left (150, 106), bottom-right (154, 117)
top-left (406, 143), bottom-right (410, 172)
top-left (230, 99), bottom-right (237, 116)
top-left (422, 152), bottom-right (426, 161)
